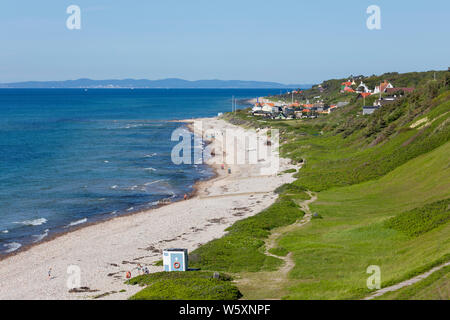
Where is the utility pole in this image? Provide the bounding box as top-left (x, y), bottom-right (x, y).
top-left (379, 82), bottom-right (382, 100)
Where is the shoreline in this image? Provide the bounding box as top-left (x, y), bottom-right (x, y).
top-left (0, 116), bottom-right (298, 300)
top-left (0, 121), bottom-right (214, 262)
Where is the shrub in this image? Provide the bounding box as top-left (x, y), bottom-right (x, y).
top-left (128, 271), bottom-right (241, 300)
top-left (384, 199), bottom-right (450, 237)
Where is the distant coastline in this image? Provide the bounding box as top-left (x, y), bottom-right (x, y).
top-left (0, 78), bottom-right (313, 89)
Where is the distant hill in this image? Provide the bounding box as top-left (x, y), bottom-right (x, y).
top-left (0, 78), bottom-right (312, 89)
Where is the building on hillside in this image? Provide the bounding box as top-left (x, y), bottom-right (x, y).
top-left (362, 105), bottom-right (380, 115)
top-left (356, 81), bottom-right (371, 93)
top-left (282, 106), bottom-right (295, 116)
top-left (261, 103), bottom-right (279, 114)
top-left (252, 104), bottom-right (263, 113)
top-left (343, 86), bottom-right (355, 93)
top-left (373, 97), bottom-right (396, 107)
top-left (357, 92), bottom-right (372, 99)
top-left (328, 105), bottom-right (337, 113)
top-left (374, 80), bottom-right (394, 94)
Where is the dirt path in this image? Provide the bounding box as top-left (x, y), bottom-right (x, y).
top-left (235, 191), bottom-right (317, 300)
top-left (363, 261), bottom-right (450, 300)
top-left (265, 192), bottom-right (317, 271)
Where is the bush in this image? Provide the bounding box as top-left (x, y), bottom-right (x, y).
top-left (128, 271), bottom-right (241, 300)
top-left (384, 199), bottom-right (450, 237)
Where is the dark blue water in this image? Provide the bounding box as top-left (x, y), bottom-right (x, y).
top-left (0, 88), bottom-right (285, 254)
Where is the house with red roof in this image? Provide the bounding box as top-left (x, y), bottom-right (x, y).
top-left (343, 86), bottom-right (355, 93)
top-left (374, 80), bottom-right (394, 94)
top-left (358, 92), bottom-right (372, 99)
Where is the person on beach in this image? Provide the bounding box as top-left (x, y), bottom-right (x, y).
top-left (184, 194), bottom-right (188, 200)
top-left (48, 268), bottom-right (52, 280)
top-left (137, 264), bottom-right (142, 275)
top-left (126, 271), bottom-right (131, 279)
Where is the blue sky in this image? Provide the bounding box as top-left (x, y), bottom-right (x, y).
top-left (0, 0), bottom-right (449, 83)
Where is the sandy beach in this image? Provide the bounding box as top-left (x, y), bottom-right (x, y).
top-left (0, 117), bottom-right (298, 300)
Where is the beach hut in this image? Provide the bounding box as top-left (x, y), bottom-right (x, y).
top-left (163, 248), bottom-right (188, 272)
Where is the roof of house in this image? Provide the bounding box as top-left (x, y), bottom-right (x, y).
top-left (386, 87), bottom-right (415, 94)
top-left (359, 92), bottom-right (372, 98)
top-left (344, 86), bottom-right (355, 92)
top-left (377, 80), bottom-right (393, 93)
top-left (363, 105), bottom-right (380, 109)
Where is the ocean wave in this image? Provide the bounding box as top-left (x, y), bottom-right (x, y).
top-left (110, 185), bottom-right (118, 189)
top-left (126, 207), bottom-right (134, 211)
top-left (3, 242), bottom-right (21, 253)
top-left (144, 167), bottom-right (157, 172)
top-left (144, 179), bottom-right (166, 186)
top-left (32, 229), bottom-right (50, 243)
top-left (1, 230), bottom-right (8, 234)
top-left (66, 218), bottom-right (87, 228)
top-left (144, 153), bottom-right (157, 158)
top-left (14, 218), bottom-right (47, 226)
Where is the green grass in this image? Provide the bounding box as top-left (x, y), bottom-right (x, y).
top-left (384, 199), bottom-right (450, 237)
top-left (127, 271), bottom-right (242, 300)
top-left (189, 197), bottom-right (304, 273)
top-left (374, 266), bottom-right (450, 300)
top-left (278, 142), bottom-right (450, 299)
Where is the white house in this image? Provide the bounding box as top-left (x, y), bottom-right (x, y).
top-left (374, 80), bottom-right (394, 94)
top-left (356, 81), bottom-right (371, 93)
top-left (252, 105), bottom-right (263, 113)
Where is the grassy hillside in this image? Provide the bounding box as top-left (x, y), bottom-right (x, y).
top-left (280, 142), bottom-right (450, 299)
top-left (130, 71), bottom-right (449, 300)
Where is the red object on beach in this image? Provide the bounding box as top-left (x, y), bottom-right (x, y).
top-left (221, 164), bottom-right (224, 170)
top-left (126, 271), bottom-right (131, 279)
top-left (184, 194), bottom-right (187, 200)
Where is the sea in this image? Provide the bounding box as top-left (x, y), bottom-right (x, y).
top-left (0, 88), bottom-right (286, 255)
